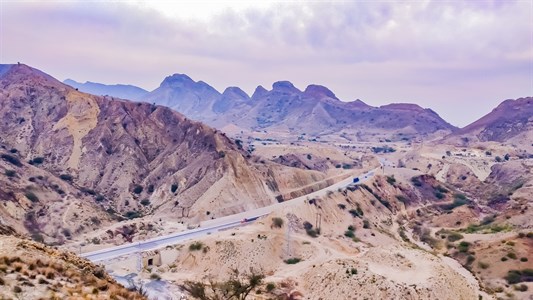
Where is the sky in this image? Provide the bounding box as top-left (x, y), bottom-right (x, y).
top-left (0, 0), bottom-right (532, 127)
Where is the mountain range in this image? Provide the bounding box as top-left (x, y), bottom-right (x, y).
top-left (62, 72), bottom-right (532, 143)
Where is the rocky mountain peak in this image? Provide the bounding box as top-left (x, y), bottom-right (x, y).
top-left (304, 84), bottom-right (338, 100)
top-left (272, 81), bottom-right (299, 92)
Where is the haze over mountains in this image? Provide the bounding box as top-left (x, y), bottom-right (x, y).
top-left (65, 73), bottom-right (460, 139)
top-left (63, 79), bottom-right (149, 101)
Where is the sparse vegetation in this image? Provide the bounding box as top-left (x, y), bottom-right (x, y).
top-left (189, 242), bottom-right (203, 251)
top-left (4, 169), bottom-right (16, 177)
top-left (284, 258), bottom-right (302, 264)
top-left (271, 217), bottom-right (284, 228)
top-left (140, 199), bottom-right (150, 206)
top-left (24, 192), bottom-right (39, 203)
top-left (132, 185), bottom-right (143, 194)
top-left (59, 174), bottom-right (73, 181)
top-left (1, 154), bottom-right (22, 167)
top-left (170, 183), bottom-right (178, 193)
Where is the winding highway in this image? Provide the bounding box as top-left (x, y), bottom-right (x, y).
top-left (82, 164), bottom-right (383, 262)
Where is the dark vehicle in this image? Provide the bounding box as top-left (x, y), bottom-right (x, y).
top-left (353, 177), bottom-right (360, 183)
top-left (241, 216), bottom-right (260, 223)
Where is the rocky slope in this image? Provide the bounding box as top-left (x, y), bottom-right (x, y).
top-left (142, 75), bottom-right (456, 139)
top-left (451, 97), bottom-right (533, 143)
top-left (0, 64), bottom-right (337, 244)
top-left (0, 234), bottom-right (146, 299)
top-left (63, 79), bottom-right (149, 101)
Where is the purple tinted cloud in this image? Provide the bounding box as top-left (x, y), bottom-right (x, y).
top-left (0, 0), bottom-right (531, 126)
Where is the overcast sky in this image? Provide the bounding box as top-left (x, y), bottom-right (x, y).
top-left (1, 0), bottom-right (531, 126)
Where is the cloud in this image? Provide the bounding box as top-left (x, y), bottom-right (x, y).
top-left (1, 0), bottom-right (531, 126)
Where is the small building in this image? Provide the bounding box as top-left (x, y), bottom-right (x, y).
top-left (142, 250), bottom-right (162, 267)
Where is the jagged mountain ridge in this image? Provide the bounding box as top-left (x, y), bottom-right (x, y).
top-left (141, 76), bottom-right (457, 137)
top-left (63, 79), bottom-right (149, 101)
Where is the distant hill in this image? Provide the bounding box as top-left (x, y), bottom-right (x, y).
top-left (453, 97), bottom-right (533, 142)
top-left (142, 76), bottom-right (456, 139)
top-left (63, 79), bottom-right (149, 100)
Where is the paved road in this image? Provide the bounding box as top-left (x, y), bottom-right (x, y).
top-left (82, 165), bottom-right (382, 262)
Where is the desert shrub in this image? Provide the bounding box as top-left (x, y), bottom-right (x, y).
top-left (447, 232), bottom-right (464, 242)
top-left (344, 230), bottom-right (355, 238)
top-left (396, 195), bottom-right (408, 204)
top-left (150, 273), bottom-right (161, 280)
top-left (31, 233), bottom-right (44, 243)
top-left (132, 185), bottom-right (143, 194)
top-left (521, 257), bottom-right (528, 262)
top-left (306, 154), bottom-right (312, 160)
top-left (170, 184), bottom-right (178, 193)
top-left (95, 194), bottom-right (105, 202)
top-left (147, 184), bottom-right (154, 194)
top-left (481, 215), bottom-right (495, 225)
top-left (504, 270), bottom-right (533, 284)
top-left (478, 262), bottom-right (489, 269)
top-left (272, 217), bottom-right (284, 228)
top-left (435, 192), bottom-right (445, 199)
top-left (61, 228), bottom-right (71, 238)
top-left (386, 176), bottom-right (396, 185)
top-left (306, 229), bottom-right (319, 238)
top-left (24, 192), bottom-right (39, 203)
top-left (458, 241), bottom-right (471, 253)
top-left (31, 157), bottom-right (44, 164)
top-left (218, 151), bottom-right (226, 158)
top-left (347, 225), bottom-right (355, 231)
top-left (284, 258), bottom-right (302, 264)
top-left (501, 257), bottom-right (509, 262)
top-left (1, 154), bottom-right (22, 167)
top-left (350, 268), bottom-right (357, 275)
top-left (59, 174), bottom-right (73, 181)
top-left (507, 252), bottom-right (517, 260)
top-left (13, 286), bottom-right (22, 293)
top-left (411, 176), bottom-right (423, 187)
top-left (140, 199), bottom-right (151, 206)
top-left (189, 242), bottom-right (203, 251)
top-left (337, 204), bottom-right (346, 210)
top-left (514, 284), bottom-right (528, 292)
top-left (266, 283), bottom-right (276, 292)
top-left (466, 255), bottom-right (475, 265)
top-left (125, 211), bottom-right (141, 219)
top-left (363, 220), bottom-right (370, 229)
top-left (4, 170), bottom-right (16, 177)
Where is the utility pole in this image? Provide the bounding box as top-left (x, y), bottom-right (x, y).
top-left (315, 212), bottom-right (322, 233)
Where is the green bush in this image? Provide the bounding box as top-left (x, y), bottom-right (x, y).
top-left (189, 242), bottom-right (203, 251)
top-left (59, 174), bottom-right (73, 181)
top-left (31, 157), bottom-right (44, 164)
top-left (266, 283), bottom-right (276, 292)
top-left (132, 185), bottom-right (143, 194)
top-left (458, 241), bottom-right (471, 253)
top-left (344, 230), bottom-right (355, 238)
top-left (272, 217), bottom-right (284, 228)
top-left (386, 176), bottom-right (396, 185)
top-left (1, 154), bottom-right (22, 167)
top-left (435, 191), bottom-right (445, 199)
top-left (447, 232), bottom-right (464, 242)
top-left (284, 258), bottom-right (302, 264)
top-left (170, 184), bottom-right (178, 193)
top-left (507, 252), bottom-right (517, 260)
top-left (25, 192), bottom-right (39, 203)
top-left (125, 211), bottom-right (141, 219)
top-left (140, 199), bottom-right (151, 206)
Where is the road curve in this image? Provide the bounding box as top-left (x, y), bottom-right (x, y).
top-left (82, 165), bottom-right (382, 262)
